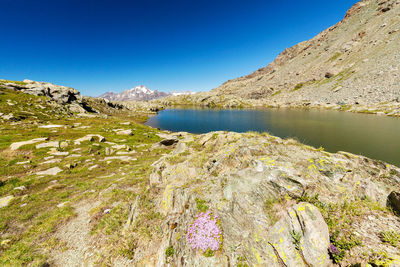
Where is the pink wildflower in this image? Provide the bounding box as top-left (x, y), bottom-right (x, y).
top-left (186, 211), bottom-right (222, 252)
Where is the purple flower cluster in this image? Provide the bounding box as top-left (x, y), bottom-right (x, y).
top-left (329, 244), bottom-right (340, 255)
top-left (186, 211), bottom-right (222, 252)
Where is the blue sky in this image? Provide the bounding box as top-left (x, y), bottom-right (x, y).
top-left (0, 0), bottom-right (357, 96)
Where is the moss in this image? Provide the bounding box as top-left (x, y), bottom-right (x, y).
top-left (165, 246), bottom-right (174, 258)
top-left (195, 198), bottom-right (209, 212)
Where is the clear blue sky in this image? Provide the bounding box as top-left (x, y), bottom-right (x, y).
top-left (0, 0), bottom-right (357, 96)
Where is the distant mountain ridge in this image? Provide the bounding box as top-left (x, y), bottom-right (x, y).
top-left (99, 85), bottom-right (169, 101)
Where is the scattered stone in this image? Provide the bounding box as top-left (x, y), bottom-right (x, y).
top-left (387, 191), bottom-right (400, 216)
top-left (120, 122), bottom-right (131, 125)
top-left (49, 151), bottom-right (69, 156)
top-left (124, 196), bottom-right (140, 230)
top-left (35, 167), bottom-right (62, 176)
top-left (20, 203), bottom-right (27, 208)
top-left (159, 138), bottom-right (179, 146)
top-left (16, 161), bottom-right (30, 165)
top-left (39, 159), bottom-right (62, 165)
top-left (0, 196), bottom-right (14, 208)
top-left (38, 125), bottom-right (64, 128)
top-left (105, 147), bottom-right (114, 156)
top-left (111, 144), bottom-right (128, 150)
top-left (10, 137), bottom-right (48, 150)
top-left (44, 156), bottom-right (55, 160)
top-left (66, 154), bottom-right (81, 158)
top-left (57, 201), bottom-right (69, 208)
top-left (88, 165), bottom-right (98, 171)
top-left (74, 134), bottom-right (105, 145)
top-left (65, 163), bottom-right (78, 169)
top-left (60, 141), bottom-right (69, 148)
top-left (116, 129), bottom-right (133, 136)
top-left (103, 209), bottom-right (111, 214)
top-left (36, 141), bottom-right (60, 149)
top-left (2, 113), bottom-right (15, 120)
top-left (101, 156), bottom-right (137, 162)
top-left (14, 186), bottom-right (26, 191)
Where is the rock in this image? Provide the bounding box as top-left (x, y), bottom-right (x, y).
top-left (159, 138), bottom-right (179, 146)
top-left (48, 151), bottom-right (69, 156)
top-left (74, 134), bottom-right (105, 145)
top-left (116, 129), bottom-right (133, 136)
top-left (0, 196), bottom-right (14, 208)
top-left (10, 137), bottom-right (48, 150)
top-left (268, 203), bottom-right (330, 266)
top-left (35, 141), bottom-right (60, 149)
top-left (60, 141), bottom-right (69, 148)
top-left (35, 167), bottom-right (62, 176)
top-left (124, 196), bottom-right (140, 230)
top-left (57, 201), bottom-right (69, 208)
top-left (103, 209), bottom-right (111, 214)
top-left (1, 113), bottom-right (16, 120)
top-left (16, 161), bottom-right (30, 165)
top-left (111, 144), bottom-right (128, 150)
top-left (65, 163), bottom-right (78, 169)
top-left (66, 154), bottom-right (81, 158)
top-left (101, 156), bottom-right (137, 162)
top-left (387, 191), bottom-right (400, 216)
top-left (38, 125), bottom-right (64, 128)
top-left (14, 186), bottom-right (26, 191)
top-left (38, 159), bottom-right (62, 165)
top-left (68, 103), bottom-right (87, 113)
top-left (88, 164), bottom-right (98, 171)
top-left (6, 80), bottom-right (80, 104)
top-left (105, 147), bottom-right (114, 156)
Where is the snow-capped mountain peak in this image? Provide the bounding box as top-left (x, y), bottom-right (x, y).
top-left (99, 85), bottom-right (169, 101)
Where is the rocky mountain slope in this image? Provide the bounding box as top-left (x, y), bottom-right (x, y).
top-left (155, 0), bottom-right (400, 116)
top-left (1, 80), bottom-right (400, 266)
top-left (99, 85), bottom-right (169, 101)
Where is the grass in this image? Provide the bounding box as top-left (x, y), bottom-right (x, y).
top-left (0, 89), bottom-right (170, 265)
top-left (292, 83), bottom-right (304, 91)
top-left (0, 80), bottom-right (28, 86)
top-left (328, 52), bottom-right (342, 62)
top-left (380, 230), bottom-right (400, 247)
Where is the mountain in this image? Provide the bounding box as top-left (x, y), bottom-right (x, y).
top-left (99, 85), bottom-right (170, 101)
top-left (211, 0), bottom-right (400, 104)
top-left (157, 0), bottom-right (400, 115)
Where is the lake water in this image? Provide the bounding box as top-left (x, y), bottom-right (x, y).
top-left (145, 108), bottom-right (400, 167)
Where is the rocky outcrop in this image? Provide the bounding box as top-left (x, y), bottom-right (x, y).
top-left (0, 79), bottom-right (103, 115)
top-left (141, 131), bottom-right (400, 266)
top-left (1, 79), bottom-right (81, 104)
